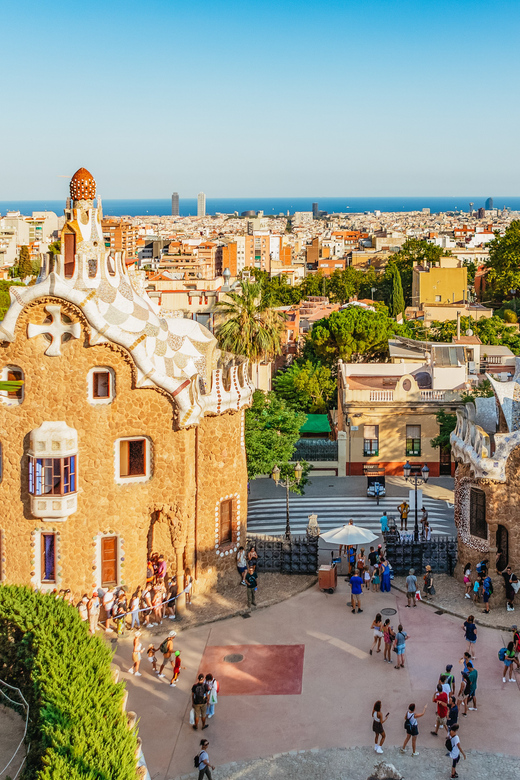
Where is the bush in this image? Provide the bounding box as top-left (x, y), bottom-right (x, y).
top-left (503, 308), bottom-right (518, 323)
top-left (0, 586), bottom-right (137, 779)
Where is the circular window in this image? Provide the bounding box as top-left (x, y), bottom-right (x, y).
top-left (402, 379), bottom-right (411, 391)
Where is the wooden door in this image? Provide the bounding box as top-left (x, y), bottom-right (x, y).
top-left (101, 536), bottom-right (117, 586)
top-left (439, 445), bottom-right (452, 476)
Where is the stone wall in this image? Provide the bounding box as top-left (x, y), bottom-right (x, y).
top-left (453, 451), bottom-right (520, 604)
top-left (0, 297), bottom-right (246, 597)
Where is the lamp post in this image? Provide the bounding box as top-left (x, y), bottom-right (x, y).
top-left (511, 288), bottom-right (517, 315)
top-left (403, 461), bottom-right (430, 542)
top-left (271, 462), bottom-right (303, 538)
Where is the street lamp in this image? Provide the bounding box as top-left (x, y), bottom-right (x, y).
top-left (271, 462), bottom-right (303, 538)
top-left (510, 288), bottom-right (517, 315)
top-left (403, 461), bottom-right (430, 541)
top-left (371, 286), bottom-right (376, 302)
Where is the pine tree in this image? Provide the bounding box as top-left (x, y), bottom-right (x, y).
top-left (390, 264), bottom-right (405, 318)
top-left (18, 245), bottom-right (33, 278)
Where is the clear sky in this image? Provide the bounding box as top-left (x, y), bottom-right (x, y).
top-left (1, 0), bottom-right (519, 199)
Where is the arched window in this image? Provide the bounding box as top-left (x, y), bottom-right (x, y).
top-left (0, 366), bottom-right (24, 405)
top-left (469, 488), bottom-right (486, 539)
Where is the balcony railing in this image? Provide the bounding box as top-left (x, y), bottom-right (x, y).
top-left (369, 390), bottom-right (394, 401)
top-left (420, 390), bottom-right (445, 401)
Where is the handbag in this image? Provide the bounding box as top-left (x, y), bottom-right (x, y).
top-left (430, 585), bottom-right (436, 595)
top-left (189, 708), bottom-right (195, 725)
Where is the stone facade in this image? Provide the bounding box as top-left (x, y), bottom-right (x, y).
top-left (451, 371), bottom-right (520, 600)
top-left (0, 170), bottom-right (251, 597)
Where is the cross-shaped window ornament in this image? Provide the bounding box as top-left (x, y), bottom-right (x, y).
top-left (27, 304), bottom-right (81, 356)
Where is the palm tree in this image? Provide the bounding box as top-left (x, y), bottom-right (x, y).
top-left (215, 280), bottom-right (285, 362)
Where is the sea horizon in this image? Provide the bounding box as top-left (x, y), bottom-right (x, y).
top-left (1, 195), bottom-right (519, 218)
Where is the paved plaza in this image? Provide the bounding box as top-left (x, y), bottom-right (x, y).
top-left (113, 573), bottom-right (520, 780)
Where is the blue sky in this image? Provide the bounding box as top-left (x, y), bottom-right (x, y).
top-left (1, 0), bottom-right (519, 198)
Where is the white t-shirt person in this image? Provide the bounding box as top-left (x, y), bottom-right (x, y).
top-left (449, 734), bottom-right (460, 759)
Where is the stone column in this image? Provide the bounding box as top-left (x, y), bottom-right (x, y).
top-left (337, 431), bottom-right (347, 477)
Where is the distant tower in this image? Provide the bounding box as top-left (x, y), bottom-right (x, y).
top-left (171, 192), bottom-right (179, 216)
top-left (485, 197), bottom-right (493, 210)
top-left (312, 202), bottom-right (319, 219)
top-left (469, 202), bottom-right (474, 215)
top-left (197, 192), bottom-right (206, 218)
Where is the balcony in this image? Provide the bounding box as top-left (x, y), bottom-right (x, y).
top-left (420, 390), bottom-right (445, 401)
top-left (369, 390), bottom-right (394, 401)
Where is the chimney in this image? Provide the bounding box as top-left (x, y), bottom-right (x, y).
top-left (456, 310), bottom-right (461, 340)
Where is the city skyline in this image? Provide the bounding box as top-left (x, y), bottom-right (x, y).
top-left (1, 0), bottom-right (520, 199)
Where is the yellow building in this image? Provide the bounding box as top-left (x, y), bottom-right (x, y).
top-left (412, 261), bottom-right (468, 307)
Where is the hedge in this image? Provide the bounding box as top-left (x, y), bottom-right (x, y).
top-left (0, 586), bottom-right (138, 779)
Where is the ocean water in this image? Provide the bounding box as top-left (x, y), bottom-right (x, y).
top-left (1, 196), bottom-right (519, 218)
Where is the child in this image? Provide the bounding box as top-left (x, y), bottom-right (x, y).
top-left (372, 565), bottom-right (380, 592)
top-left (147, 645), bottom-right (158, 673)
top-left (364, 569), bottom-right (371, 590)
top-left (170, 650), bottom-right (185, 687)
top-left (472, 578), bottom-right (480, 604)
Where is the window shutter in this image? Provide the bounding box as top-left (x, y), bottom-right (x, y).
top-left (406, 425), bottom-right (421, 439)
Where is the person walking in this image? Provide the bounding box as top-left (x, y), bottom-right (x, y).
top-left (397, 501), bottom-right (409, 532)
top-left (501, 566), bottom-right (516, 612)
top-left (236, 546), bottom-right (247, 584)
top-left (430, 683), bottom-right (449, 736)
top-left (463, 615), bottom-right (477, 659)
top-left (368, 546), bottom-right (378, 576)
top-left (446, 695), bottom-right (458, 731)
top-left (205, 673), bottom-right (219, 718)
top-left (423, 565), bottom-right (434, 599)
top-left (170, 650), bottom-right (185, 687)
top-left (380, 557), bottom-right (392, 593)
top-left (400, 702), bottom-right (427, 756)
top-left (191, 674), bottom-right (209, 731)
top-left (502, 641), bottom-right (519, 682)
top-left (158, 630), bottom-right (177, 677)
top-left (370, 613), bottom-right (383, 655)
top-left (447, 724), bottom-right (466, 778)
top-left (245, 564), bottom-right (258, 609)
top-left (357, 548), bottom-right (366, 578)
top-left (420, 506), bottom-right (428, 538)
top-left (129, 630), bottom-right (144, 676)
top-left (379, 512), bottom-right (389, 534)
top-left (372, 700), bottom-right (388, 753)
top-left (383, 619), bottom-right (395, 664)
top-left (406, 569), bottom-right (417, 607)
top-left (466, 661), bottom-right (478, 711)
top-left (394, 624), bottom-right (408, 668)
top-left (350, 569), bottom-right (363, 613)
top-left (372, 565), bottom-right (381, 592)
top-left (196, 739), bottom-right (214, 780)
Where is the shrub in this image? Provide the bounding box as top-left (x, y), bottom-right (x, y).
top-left (0, 586), bottom-right (138, 779)
top-left (503, 308), bottom-right (518, 323)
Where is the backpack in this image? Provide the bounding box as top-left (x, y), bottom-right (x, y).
top-left (484, 577), bottom-right (493, 595)
top-left (193, 683), bottom-right (207, 704)
top-left (194, 752), bottom-right (202, 768)
top-left (498, 647), bottom-right (507, 662)
top-left (159, 639), bottom-right (169, 654)
top-left (445, 736), bottom-right (453, 752)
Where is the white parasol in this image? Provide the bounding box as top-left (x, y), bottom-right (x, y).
top-left (320, 523), bottom-right (378, 546)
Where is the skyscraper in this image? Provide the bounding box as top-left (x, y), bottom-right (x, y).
top-left (171, 192), bottom-right (179, 216)
top-left (485, 197), bottom-right (493, 210)
top-left (312, 202), bottom-right (319, 219)
top-left (197, 192), bottom-right (206, 218)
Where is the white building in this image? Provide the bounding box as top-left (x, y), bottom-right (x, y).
top-left (197, 192), bottom-right (206, 218)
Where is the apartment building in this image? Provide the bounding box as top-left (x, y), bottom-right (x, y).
top-left (102, 218), bottom-right (140, 258)
top-left (411, 257), bottom-right (468, 307)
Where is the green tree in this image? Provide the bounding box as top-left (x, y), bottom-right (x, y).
top-left (18, 245), bottom-right (33, 278)
top-left (273, 360), bottom-right (336, 413)
top-left (48, 239), bottom-right (61, 256)
top-left (430, 409), bottom-right (457, 450)
top-left (245, 390), bottom-right (307, 482)
top-left (388, 263), bottom-right (405, 318)
top-left (304, 306), bottom-right (402, 364)
top-left (485, 220), bottom-right (520, 302)
top-left (215, 279), bottom-right (285, 362)
top-left (460, 378), bottom-right (494, 404)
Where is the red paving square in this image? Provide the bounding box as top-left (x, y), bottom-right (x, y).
top-left (198, 644), bottom-right (304, 696)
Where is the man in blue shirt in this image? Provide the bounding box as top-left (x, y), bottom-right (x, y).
top-left (350, 573), bottom-right (364, 614)
top-left (380, 512), bottom-right (389, 533)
